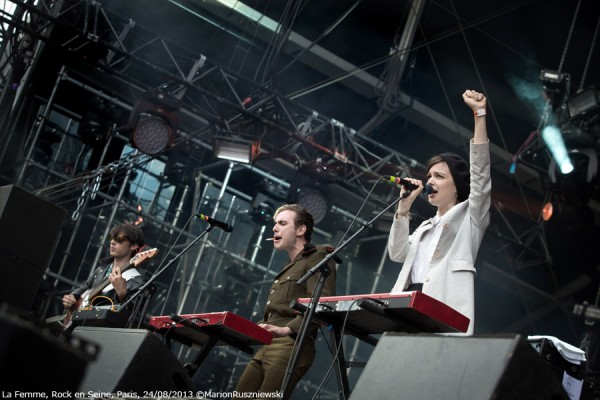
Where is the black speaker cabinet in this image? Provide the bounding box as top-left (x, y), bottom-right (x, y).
top-left (349, 333), bottom-right (569, 400)
top-left (73, 327), bottom-right (196, 392)
top-left (0, 308), bottom-right (95, 392)
top-left (0, 184), bottom-right (66, 310)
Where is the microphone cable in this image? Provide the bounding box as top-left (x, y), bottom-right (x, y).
top-left (311, 299), bottom-right (361, 400)
top-left (154, 214), bottom-right (197, 316)
top-left (334, 179), bottom-right (381, 249)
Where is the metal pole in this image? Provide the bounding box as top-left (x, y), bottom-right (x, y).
top-left (16, 65), bottom-right (66, 185)
top-left (346, 241), bottom-right (389, 376)
top-left (176, 161), bottom-right (235, 313)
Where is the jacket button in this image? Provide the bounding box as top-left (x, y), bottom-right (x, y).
top-left (434, 251), bottom-right (440, 258)
top-left (274, 279), bottom-right (279, 283)
top-left (270, 289), bottom-right (275, 294)
top-left (266, 300), bottom-right (271, 305)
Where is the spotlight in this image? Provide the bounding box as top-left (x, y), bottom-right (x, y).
top-left (214, 136), bottom-right (260, 163)
top-left (548, 148), bottom-right (597, 206)
top-left (540, 69), bottom-right (570, 111)
top-left (541, 202), bottom-right (554, 222)
top-left (288, 163), bottom-right (337, 224)
top-left (129, 89), bottom-right (179, 155)
top-left (541, 125), bottom-right (573, 174)
top-left (131, 114), bottom-right (173, 155)
top-left (548, 148), bottom-right (598, 183)
top-left (77, 99), bottom-right (120, 146)
top-left (540, 69), bottom-right (567, 93)
top-left (567, 88), bottom-right (600, 119)
top-left (295, 187), bottom-right (330, 224)
top-left (541, 200), bottom-right (592, 226)
top-left (78, 110), bottom-right (110, 145)
top-left (249, 197), bottom-right (274, 225)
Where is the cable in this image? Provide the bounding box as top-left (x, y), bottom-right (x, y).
top-left (287, 0), bottom-right (537, 100)
top-left (279, 0), bottom-right (363, 75)
top-left (578, 13), bottom-right (600, 91)
top-left (417, 21), bottom-right (466, 155)
top-left (449, 0), bottom-right (510, 153)
top-left (334, 178), bottom-right (379, 248)
top-left (260, 0), bottom-right (306, 86)
top-left (151, 213), bottom-right (195, 275)
top-left (311, 300), bottom-right (360, 400)
top-left (557, 0), bottom-right (582, 73)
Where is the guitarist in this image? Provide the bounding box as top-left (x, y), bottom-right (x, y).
top-left (62, 223), bottom-right (147, 314)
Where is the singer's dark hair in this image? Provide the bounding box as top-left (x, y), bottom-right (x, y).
top-left (274, 204), bottom-right (314, 243)
top-left (109, 223), bottom-right (145, 256)
top-left (427, 153), bottom-right (470, 202)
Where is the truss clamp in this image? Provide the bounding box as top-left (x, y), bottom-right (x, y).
top-left (330, 119), bottom-right (344, 128)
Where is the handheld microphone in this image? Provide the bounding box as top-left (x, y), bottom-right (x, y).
top-left (194, 213), bottom-right (234, 232)
top-left (382, 176), bottom-right (435, 195)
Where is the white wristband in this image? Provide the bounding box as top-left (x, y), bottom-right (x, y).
top-left (474, 109), bottom-right (486, 117)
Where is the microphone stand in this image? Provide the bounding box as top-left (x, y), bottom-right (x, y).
top-left (280, 192), bottom-right (408, 399)
top-left (118, 224), bottom-right (215, 313)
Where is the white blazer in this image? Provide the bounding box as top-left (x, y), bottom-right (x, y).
top-left (388, 141), bottom-right (491, 335)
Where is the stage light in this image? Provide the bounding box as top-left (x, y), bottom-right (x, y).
top-left (78, 110), bottom-right (110, 145)
top-left (548, 148), bottom-right (598, 184)
top-left (540, 69), bottom-right (567, 92)
top-left (540, 69), bottom-right (570, 111)
top-left (541, 202), bottom-right (554, 222)
top-left (567, 88), bottom-right (600, 119)
top-left (131, 114), bottom-right (173, 155)
top-left (214, 137), bottom-right (259, 163)
top-left (541, 125), bottom-right (574, 174)
top-left (541, 200), bottom-right (592, 227)
top-left (129, 89), bottom-right (179, 155)
top-left (288, 163), bottom-right (336, 224)
top-left (249, 198), bottom-right (274, 225)
top-left (295, 187), bottom-right (330, 224)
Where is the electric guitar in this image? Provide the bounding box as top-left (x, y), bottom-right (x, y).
top-left (59, 247), bottom-right (158, 328)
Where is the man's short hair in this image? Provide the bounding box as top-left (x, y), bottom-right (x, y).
top-left (274, 204), bottom-right (314, 243)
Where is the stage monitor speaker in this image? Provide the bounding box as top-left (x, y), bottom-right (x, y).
top-left (0, 308), bottom-right (96, 392)
top-left (349, 333), bottom-right (569, 400)
top-left (0, 184), bottom-right (66, 310)
top-left (74, 327), bottom-right (196, 392)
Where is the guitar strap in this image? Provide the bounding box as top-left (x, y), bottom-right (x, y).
top-left (103, 268), bottom-right (142, 292)
top-left (103, 263), bottom-right (113, 278)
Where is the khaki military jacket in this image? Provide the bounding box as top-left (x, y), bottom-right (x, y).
top-left (261, 244), bottom-right (337, 334)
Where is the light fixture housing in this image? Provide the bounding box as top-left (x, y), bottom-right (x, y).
top-left (541, 125), bottom-right (574, 174)
top-left (541, 202), bottom-right (554, 222)
top-left (567, 88), bottom-right (600, 119)
top-left (540, 69), bottom-right (567, 92)
top-left (131, 113), bottom-right (173, 155)
top-left (288, 164), bottom-right (336, 224)
top-left (214, 137), bottom-right (259, 163)
top-left (129, 90), bottom-right (179, 155)
top-left (249, 193), bottom-right (275, 225)
top-left (295, 187), bottom-right (330, 224)
top-left (548, 148), bottom-right (598, 183)
top-left (540, 69), bottom-right (570, 111)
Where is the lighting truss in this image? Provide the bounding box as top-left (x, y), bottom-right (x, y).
top-left (0, 0), bottom-right (554, 268)
top-left (0, 0), bottom-right (423, 205)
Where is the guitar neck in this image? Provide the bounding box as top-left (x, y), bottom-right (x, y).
top-left (79, 248), bottom-right (157, 302)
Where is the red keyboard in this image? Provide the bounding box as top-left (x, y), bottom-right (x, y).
top-left (148, 311), bottom-right (272, 348)
top-left (296, 291), bottom-right (469, 334)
